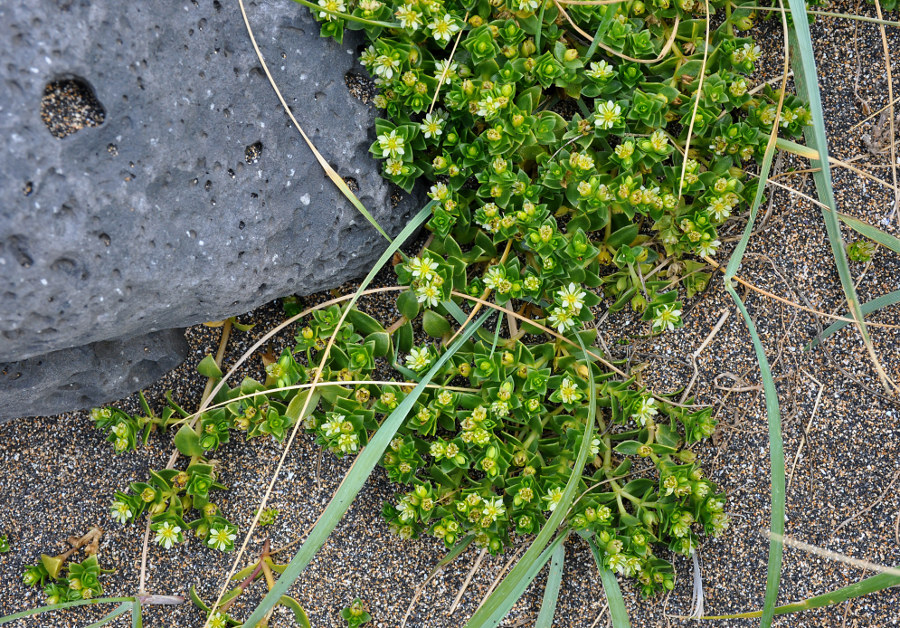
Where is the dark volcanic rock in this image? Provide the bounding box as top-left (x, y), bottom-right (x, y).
top-left (0, 328), bottom-right (189, 422)
top-left (0, 0), bottom-right (420, 416)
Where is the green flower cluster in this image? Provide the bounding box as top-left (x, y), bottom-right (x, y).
top-left (86, 0), bottom-right (813, 599)
top-left (109, 464), bottom-right (237, 552)
top-left (22, 555), bottom-right (107, 604)
top-left (341, 598), bottom-right (373, 627)
top-left (90, 392), bottom-right (177, 454)
top-left (315, 0), bottom-right (809, 326)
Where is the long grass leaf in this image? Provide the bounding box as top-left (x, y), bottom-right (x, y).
top-left (85, 602), bottom-right (133, 628)
top-left (581, 531), bottom-right (631, 628)
top-left (836, 213), bottom-right (900, 255)
top-left (534, 542), bottom-right (566, 628)
top-left (431, 535), bottom-right (476, 578)
top-left (132, 599), bottom-right (142, 628)
top-left (0, 598), bottom-right (135, 625)
top-left (442, 299), bottom-right (469, 326)
top-left (807, 289), bottom-right (900, 349)
top-left (721, 5), bottom-right (790, 621)
top-left (724, 145), bottom-right (784, 628)
top-left (241, 310), bottom-right (491, 626)
top-left (464, 334), bottom-right (597, 627)
top-left (725, 168), bottom-right (785, 628)
top-left (478, 535), bottom-right (566, 626)
top-left (205, 205), bottom-right (433, 626)
top-left (786, 0), bottom-right (895, 393)
top-left (702, 566), bottom-right (900, 619)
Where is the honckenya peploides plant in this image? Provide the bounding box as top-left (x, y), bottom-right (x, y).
top-left (86, 0), bottom-right (818, 609)
top-left (6, 0), bottom-right (899, 624)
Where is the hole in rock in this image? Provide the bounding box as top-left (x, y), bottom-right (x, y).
top-left (245, 141), bottom-right (263, 164)
top-left (40, 77), bottom-right (106, 138)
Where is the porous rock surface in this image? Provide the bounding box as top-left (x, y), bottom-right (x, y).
top-left (0, 0), bottom-right (420, 419)
top-left (0, 329), bottom-right (189, 421)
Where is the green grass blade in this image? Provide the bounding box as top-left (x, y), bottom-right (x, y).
top-left (534, 2), bottom-right (547, 52)
top-left (132, 599), bottom-right (142, 628)
top-left (241, 310), bottom-right (491, 627)
top-left (464, 334), bottom-right (597, 628)
top-left (807, 289), bottom-right (900, 349)
top-left (534, 541), bottom-right (566, 628)
top-left (724, 283), bottom-right (784, 628)
top-left (442, 299), bottom-right (469, 326)
top-left (836, 213), bottom-right (900, 255)
top-left (339, 202), bottom-right (433, 317)
top-left (430, 535), bottom-right (476, 578)
top-left (0, 598), bottom-right (135, 625)
top-left (85, 602), bottom-right (133, 628)
top-left (702, 566), bottom-right (900, 619)
top-left (786, 0), bottom-right (887, 391)
top-left (724, 59), bottom-right (785, 628)
top-left (476, 534), bottom-right (566, 628)
top-left (581, 531), bottom-right (631, 628)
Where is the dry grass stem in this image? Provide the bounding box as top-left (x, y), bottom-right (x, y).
top-left (785, 371), bottom-right (824, 493)
top-left (449, 547), bottom-right (487, 614)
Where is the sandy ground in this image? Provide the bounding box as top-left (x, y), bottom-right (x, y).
top-left (1, 1), bottom-right (899, 626)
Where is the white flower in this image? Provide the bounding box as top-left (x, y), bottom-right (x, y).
top-left (544, 487), bottom-right (564, 511)
top-left (631, 396), bottom-right (658, 426)
top-left (428, 13), bottom-right (460, 43)
top-left (433, 59), bottom-right (459, 80)
top-left (557, 283), bottom-right (586, 313)
top-left (742, 43), bottom-right (762, 62)
top-left (708, 197), bottom-right (731, 221)
top-left (419, 111), bottom-right (446, 138)
top-left (337, 432), bottom-right (359, 453)
top-left (406, 255), bottom-right (439, 280)
top-left (696, 238), bottom-right (721, 257)
top-left (558, 378), bottom-right (581, 404)
top-left (209, 613), bottom-right (229, 628)
top-left (385, 158), bottom-right (405, 177)
top-left (154, 522), bottom-right (182, 550)
top-left (405, 347), bottom-right (432, 371)
top-left (415, 283), bottom-right (441, 307)
top-left (607, 552), bottom-right (627, 575)
top-left (476, 95), bottom-right (503, 119)
top-left (585, 60), bottom-right (615, 80)
top-left (207, 527), bottom-right (237, 551)
top-left (482, 497), bottom-right (506, 522)
top-left (322, 414), bottom-right (346, 437)
top-left (547, 306), bottom-right (577, 333)
top-left (649, 130), bottom-right (668, 152)
top-left (360, 45), bottom-right (378, 67)
top-left (590, 437), bottom-right (601, 456)
top-left (437, 391), bottom-right (453, 406)
top-left (377, 129), bottom-right (405, 158)
top-left (594, 100), bottom-right (622, 130)
top-left (429, 181), bottom-right (450, 201)
top-left (374, 54), bottom-right (400, 79)
top-left (110, 500), bottom-right (132, 524)
top-left (652, 304), bottom-right (682, 333)
top-left (317, 0), bottom-right (346, 21)
top-left (483, 265), bottom-right (505, 290)
top-left (395, 4), bottom-right (422, 30)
